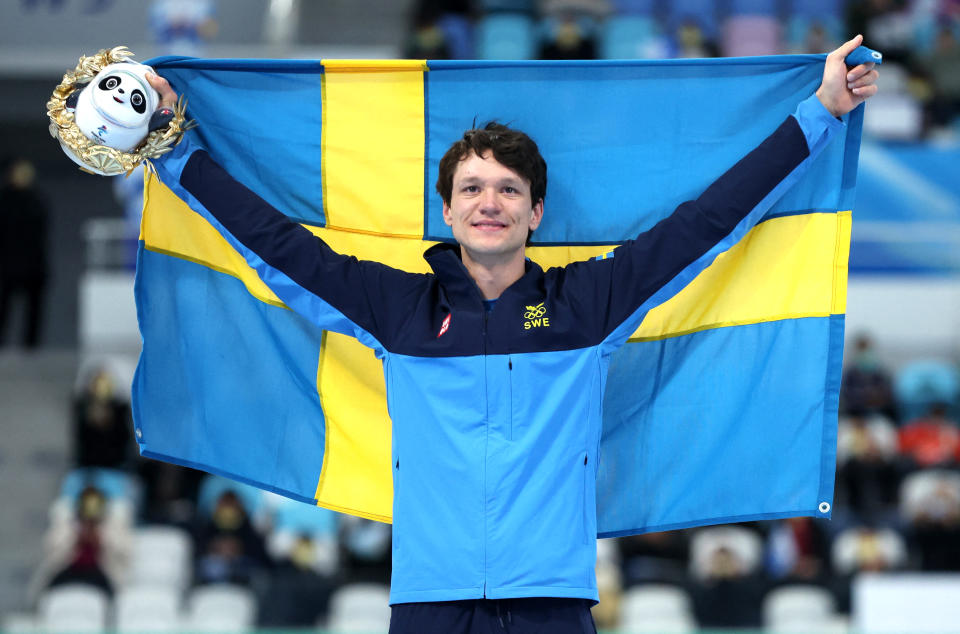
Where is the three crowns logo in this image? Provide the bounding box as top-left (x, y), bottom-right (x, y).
top-left (523, 302), bottom-right (549, 330)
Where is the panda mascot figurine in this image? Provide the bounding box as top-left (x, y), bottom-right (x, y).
top-left (48, 47), bottom-right (190, 176)
top-left (66, 62), bottom-right (173, 153)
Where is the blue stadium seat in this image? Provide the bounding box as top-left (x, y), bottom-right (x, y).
top-left (272, 498), bottom-right (338, 536)
top-left (728, 0), bottom-right (779, 16)
top-left (477, 13), bottom-right (537, 60)
top-left (611, 0), bottom-right (657, 15)
top-left (785, 15), bottom-right (844, 53)
top-left (60, 467), bottom-right (140, 506)
top-left (601, 15), bottom-right (665, 59)
top-left (895, 360), bottom-right (960, 421)
top-left (197, 474), bottom-right (265, 518)
top-left (438, 13), bottom-right (475, 59)
top-left (787, 0), bottom-right (843, 20)
top-left (666, 0), bottom-right (719, 39)
top-left (477, 0), bottom-right (535, 14)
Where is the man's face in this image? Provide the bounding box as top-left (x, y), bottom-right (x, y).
top-left (442, 151), bottom-right (543, 263)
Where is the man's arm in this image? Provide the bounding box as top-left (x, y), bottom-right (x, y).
top-left (556, 35), bottom-right (878, 348)
top-left (145, 74), bottom-right (427, 352)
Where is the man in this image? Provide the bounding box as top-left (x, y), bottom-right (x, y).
top-left (145, 35), bottom-right (877, 634)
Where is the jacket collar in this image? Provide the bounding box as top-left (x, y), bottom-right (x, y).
top-left (423, 242), bottom-right (544, 307)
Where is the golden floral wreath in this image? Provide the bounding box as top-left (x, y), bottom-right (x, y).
top-left (46, 45), bottom-right (193, 176)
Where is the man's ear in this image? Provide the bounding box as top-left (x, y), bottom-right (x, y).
top-left (442, 201), bottom-right (453, 227)
top-left (529, 199), bottom-right (544, 231)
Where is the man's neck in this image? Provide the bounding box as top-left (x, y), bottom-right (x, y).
top-left (460, 247), bottom-right (527, 300)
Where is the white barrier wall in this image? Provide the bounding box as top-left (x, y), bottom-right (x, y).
top-left (854, 573), bottom-right (960, 633)
top-left (845, 276), bottom-right (960, 363)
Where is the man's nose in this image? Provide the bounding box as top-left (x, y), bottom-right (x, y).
top-left (479, 188), bottom-right (500, 212)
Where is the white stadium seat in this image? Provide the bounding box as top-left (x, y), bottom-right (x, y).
top-left (185, 583), bottom-right (257, 632)
top-left (129, 525), bottom-right (193, 590)
top-left (620, 584), bottom-right (696, 633)
top-left (114, 584), bottom-right (182, 632)
top-left (327, 583), bottom-right (391, 633)
top-left (37, 584), bottom-right (109, 633)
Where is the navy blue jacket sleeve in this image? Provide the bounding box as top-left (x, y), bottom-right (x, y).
top-left (554, 94), bottom-right (845, 351)
top-left (152, 138), bottom-right (429, 352)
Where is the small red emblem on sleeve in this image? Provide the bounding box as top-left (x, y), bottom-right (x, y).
top-left (437, 313), bottom-right (451, 338)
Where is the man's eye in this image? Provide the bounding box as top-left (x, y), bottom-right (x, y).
top-left (463, 186), bottom-right (479, 193)
top-left (504, 187), bottom-right (517, 194)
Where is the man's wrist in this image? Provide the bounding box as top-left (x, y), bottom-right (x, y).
top-left (815, 87), bottom-right (842, 119)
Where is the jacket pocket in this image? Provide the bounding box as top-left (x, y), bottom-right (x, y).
top-left (582, 452), bottom-right (590, 545)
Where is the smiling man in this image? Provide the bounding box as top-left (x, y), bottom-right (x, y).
top-left (145, 34), bottom-right (877, 634)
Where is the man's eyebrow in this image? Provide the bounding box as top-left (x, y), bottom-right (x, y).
top-left (457, 175), bottom-right (526, 186)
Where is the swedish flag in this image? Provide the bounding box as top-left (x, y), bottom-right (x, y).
top-left (134, 56), bottom-right (860, 535)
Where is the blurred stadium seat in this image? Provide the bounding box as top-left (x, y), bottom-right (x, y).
top-left (114, 584), bottom-right (182, 633)
top-left (690, 526), bottom-right (763, 579)
top-left (787, 0), bottom-right (843, 20)
top-left (184, 583), bottom-right (257, 632)
top-left (619, 584), bottom-right (696, 633)
top-left (728, 0), bottom-right (779, 16)
top-left (478, 0), bottom-right (536, 14)
top-left (197, 475), bottom-right (266, 521)
top-left (894, 359), bottom-right (960, 421)
top-left (611, 0), bottom-right (656, 15)
top-left (477, 13), bottom-right (537, 59)
top-left (763, 584), bottom-right (836, 632)
top-left (666, 0), bottom-right (719, 39)
top-left (129, 525), bottom-right (193, 590)
top-left (601, 15), bottom-right (667, 59)
top-left (327, 583), bottom-right (391, 633)
top-left (37, 584), bottom-right (109, 633)
top-left (722, 15), bottom-right (783, 56)
top-left (59, 467), bottom-right (140, 507)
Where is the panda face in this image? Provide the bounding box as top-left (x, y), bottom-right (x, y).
top-left (91, 69), bottom-right (152, 128)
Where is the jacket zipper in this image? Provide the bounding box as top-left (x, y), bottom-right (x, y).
top-left (482, 307), bottom-right (489, 597)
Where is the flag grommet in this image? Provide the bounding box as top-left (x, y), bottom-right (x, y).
top-left (818, 501), bottom-right (830, 513)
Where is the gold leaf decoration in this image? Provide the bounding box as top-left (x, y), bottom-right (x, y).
top-left (47, 45), bottom-right (195, 176)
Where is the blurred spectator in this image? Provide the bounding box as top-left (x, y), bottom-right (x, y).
top-left (847, 0), bottom-right (914, 64)
top-left (898, 403), bottom-right (960, 469)
top-left (831, 525), bottom-right (907, 612)
top-left (0, 158), bottom-right (49, 350)
top-left (29, 485), bottom-right (132, 604)
top-left (137, 460), bottom-right (204, 525)
top-left (194, 490), bottom-right (271, 587)
top-left (766, 517), bottom-right (831, 585)
top-left (835, 413), bottom-right (901, 517)
top-left (73, 367), bottom-right (134, 470)
top-left (900, 470), bottom-right (960, 571)
top-left (669, 19), bottom-right (720, 58)
top-left (841, 333), bottom-right (896, 421)
top-left (405, 13), bottom-right (453, 59)
top-left (689, 527), bottom-right (765, 627)
top-left (257, 534), bottom-right (336, 627)
top-left (922, 25), bottom-right (960, 127)
top-left (798, 21), bottom-right (839, 54)
top-left (618, 530), bottom-right (690, 586)
top-left (539, 13), bottom-right (598, 59)
top-left (339, 515), bottom-right (391, 585)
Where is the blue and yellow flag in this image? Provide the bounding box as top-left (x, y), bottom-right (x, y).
top-left (134, 56), bottom-right (859, 536)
